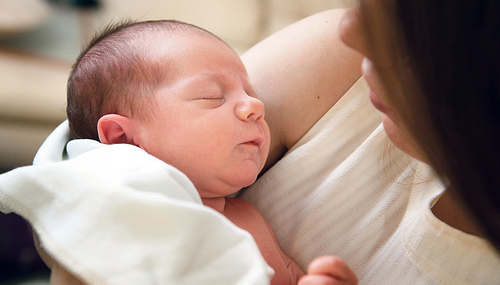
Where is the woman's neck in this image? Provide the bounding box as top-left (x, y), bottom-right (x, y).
top-left (431, 189), bottom-right (484, 238)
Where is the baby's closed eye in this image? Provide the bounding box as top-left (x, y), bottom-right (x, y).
top-left (194, 93), bottom-right (226, 107)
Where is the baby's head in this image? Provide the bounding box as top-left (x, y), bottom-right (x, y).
top-left (68, 19), bottom-right (221, 140)
top-left (67, 19), bottom-right (270, 197)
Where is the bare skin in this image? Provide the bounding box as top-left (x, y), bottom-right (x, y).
top-left (220, 197), bottom-right (305, 284)
top-left (241, 9), bottom-right (363, 172)
top-left (298, 256), bottom-right (358, 285)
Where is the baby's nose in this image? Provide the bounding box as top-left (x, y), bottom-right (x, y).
top-left (236, 96), bottom-right (265, 121)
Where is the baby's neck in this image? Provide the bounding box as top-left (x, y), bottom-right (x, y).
top-left (201, 197), bottom-right (227, 213)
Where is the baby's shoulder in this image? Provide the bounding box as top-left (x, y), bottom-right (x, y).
top-left (224, 197), bottom-right (262, 215)
top-left (223, 197), bottom-right (270, 229)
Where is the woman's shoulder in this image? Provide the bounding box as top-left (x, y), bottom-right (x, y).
top-left (242, 9), bottom-right (363, 171)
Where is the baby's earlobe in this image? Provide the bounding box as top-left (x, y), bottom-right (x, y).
top-left (97, 114), bottom-right (136, 145)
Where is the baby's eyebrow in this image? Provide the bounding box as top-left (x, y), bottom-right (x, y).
top-left (191, 71), bottom-right (249, 95)
top-left (173, 74), bottom-right (222, 98)
top-left (194, 73), bottom-right (223, 86)
top-left (197, 72), bottom-right (224, 83)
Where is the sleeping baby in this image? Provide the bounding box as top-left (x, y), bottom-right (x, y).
top-left (0, 19), bottom-right (356, 284)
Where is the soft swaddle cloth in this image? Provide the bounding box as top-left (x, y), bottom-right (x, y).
top-left (0, 121), bottom-right (273, 285)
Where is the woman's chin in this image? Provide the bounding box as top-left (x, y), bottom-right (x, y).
top-left (382, 115), bottom-right (424, 162)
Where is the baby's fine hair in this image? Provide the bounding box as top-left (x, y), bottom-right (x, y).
top-left (67, 19), bottom-right (224, 140)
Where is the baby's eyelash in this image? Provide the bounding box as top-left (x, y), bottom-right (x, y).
top-left (195, 96), bottom-right (226, 107)
top-left (201, 97), bottom-right (224, 100)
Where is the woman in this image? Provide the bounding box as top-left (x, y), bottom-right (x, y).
top-left (341, 0), bottom-right (500, 251)
top-left (241, 2), bottom-right (500, 284)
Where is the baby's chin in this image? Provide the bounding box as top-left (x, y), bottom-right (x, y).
top-left (224, 175), bottom-right (260, 196)
top-left (196, 177), bottom-right (257, 198)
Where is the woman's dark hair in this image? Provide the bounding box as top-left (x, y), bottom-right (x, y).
top-left (360, 0), bottom-right (500, 252)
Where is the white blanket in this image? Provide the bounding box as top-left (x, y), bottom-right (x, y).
top-left (0, 121), bottom-right (273, 284)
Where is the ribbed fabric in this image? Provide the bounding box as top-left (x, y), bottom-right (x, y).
top-left (241, 77), bottom-right (500, 284)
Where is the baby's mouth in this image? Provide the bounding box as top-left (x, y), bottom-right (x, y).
top-left (244, 137), bottom-right (263, 148)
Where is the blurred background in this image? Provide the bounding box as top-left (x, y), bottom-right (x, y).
top-left (0, 0), bottom-right (355, 283)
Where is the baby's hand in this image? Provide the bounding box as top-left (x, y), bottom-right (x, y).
top-left (297, 256), bottom-right (358, 285)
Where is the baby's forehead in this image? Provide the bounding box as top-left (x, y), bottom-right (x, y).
top-left (144, 30), bottom-right (238, 65)
top-left (150, 29), bottom-right (224, 50)
top-left (133, 26), bottom-right (245, 85)
top-left (137, 31), bottom-right (216, 64)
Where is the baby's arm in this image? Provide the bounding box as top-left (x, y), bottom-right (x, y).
top-left (298, 256), bottom-right (358, 285)
top-left (223, 197), bottom-right (304, 284)
top-left (264, 216), bottom-right (306, 283)
top-left (241, 9), bottom-right (363, 172)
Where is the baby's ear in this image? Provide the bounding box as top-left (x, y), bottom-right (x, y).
top-left (97, 114), bottom-right (137, 145)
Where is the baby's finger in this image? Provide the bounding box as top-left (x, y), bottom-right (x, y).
top-left (307, 256), bottom-right (358, 284)
top-left (298, 274), bottom-right (344, 285)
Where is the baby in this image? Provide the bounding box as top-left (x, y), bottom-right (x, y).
top-left (62, 19), bottom-right (355, 284)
